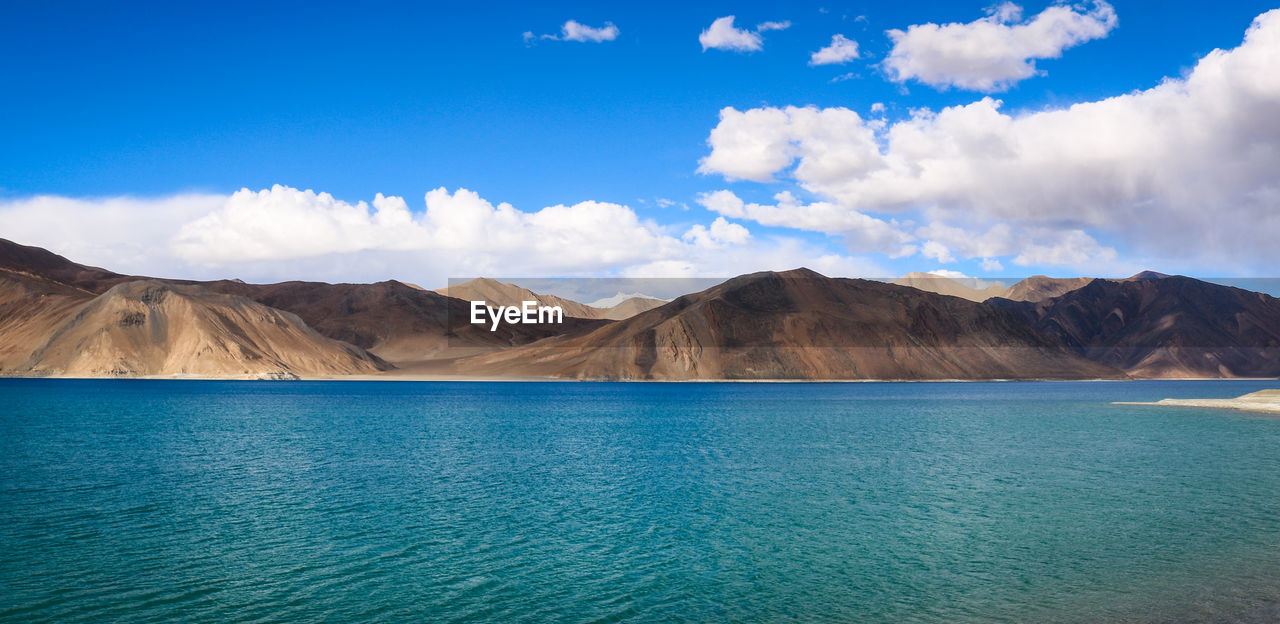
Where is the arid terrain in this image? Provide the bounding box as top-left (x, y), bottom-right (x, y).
top-left (3, 238), bottom-right (1278, 380)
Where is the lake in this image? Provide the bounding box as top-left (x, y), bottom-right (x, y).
top-left (2, 379), bottom-right (1280, 622)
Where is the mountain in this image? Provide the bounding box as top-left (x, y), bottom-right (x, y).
top-left (437, 278), bottom-right (666, 321)
top-left (5, 280), bottom-right (389, 378)
top-left (5, 239), bottom-right (1275, 381)
top-left (892, 271), bottom-right (1093, 303)
top-left (203, 279), bottom-right (608, 364)
top-left (456, 269), bottom-right (1124, 380)
top-left (0, 240), bottom-right (605, 368)
top-left (0, 237), bottom-right (140, 293)
top-left (602, 296), bottom-right (667, 320)
top-left (989, 275), bottom-right (1280, 377)
top-left (0, 268), bottom-right (97, 370)
top-left (436, 277), bottom-right (607, 319)
top-left (892, 272), bottom-right (1008, 302)
top-left (1001, 276), bottom-right (1094, 302)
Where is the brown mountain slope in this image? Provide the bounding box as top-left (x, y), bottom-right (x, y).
top-left (892, 272), bottom-right (1008, 302)
top-left (989, 275), bottom-right (1280, 378)
top-left (455, 269), bottom-right (1123, 380)
top-left (892, 272), bottom-right (1093, 303)
top-left (0, 238), bottom-right (139, 293)
top-left (0, 269), bottom-right (95, 370)
top-left (0, 240), bottom-right (606, 365)
top-left (203, 279), bottom-right (609, 364)
top-left (9, 280), bottom-right (390, 378)
top-left (1001, 276), bottom-right (1094, 303)
top-left (603, 296), bottom-right (667, 320)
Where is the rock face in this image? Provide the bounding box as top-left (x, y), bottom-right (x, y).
top-left (8, 280), bottom-right (390, 377)
top-left (990, 275), bottom-right (1280, 378)
top-left (0, 270), bottom-right (95, 371)
top-left (458, 269), bottom-right (1124, 380)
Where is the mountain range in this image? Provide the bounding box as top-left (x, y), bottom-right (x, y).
top-left (2, 238), bottom-right (1277, 380)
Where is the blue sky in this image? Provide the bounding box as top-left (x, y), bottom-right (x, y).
top-left (2, 1), bottom-right (1279, 286)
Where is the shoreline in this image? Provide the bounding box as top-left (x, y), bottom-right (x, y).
top-left (1, 374), bottom-right (1276, 384)
top-left (1115, 390), bottom-right (1280, 415)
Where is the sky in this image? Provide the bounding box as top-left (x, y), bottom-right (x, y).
top-left (1, 0), bottom-right (1278, 288)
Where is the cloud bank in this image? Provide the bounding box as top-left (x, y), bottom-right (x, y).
top-left (0, 186), bottom-right (887, 286)
top-left (699, 9), bottom-right (1280, 270)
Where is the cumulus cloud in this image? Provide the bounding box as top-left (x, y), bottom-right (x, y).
top-left (0, 185), bottom-right (888, 285)
top-left (700, 16), bottom-right (788, 52)
top-left (698, 190), bottom-right (917, 258)
top-left (884, 1), bottom-right (1117, 91)
top-left (698, 9), bottom-right (1280, 271)
top-left (527, 20), bottom-right (619, 43)
top-left (682, 216), bottom-right (752, 248)
top-left (810, 34), bottom-right (860, 65)
top-left (172, 186), bottom-right (686, 274)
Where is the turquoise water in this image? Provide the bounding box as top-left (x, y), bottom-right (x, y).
top-left (3, 380), bottom-right (1280, 623)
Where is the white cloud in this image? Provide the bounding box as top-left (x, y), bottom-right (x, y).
top-left (560, 20), bottom-right (619, 42)
top-left (810, 34), bottom-right (861, 65)
top-left (172, 186), bottom-right (683, 274)
top-left (698, 190), bottom-right (917, 257)
top-left (0, 185), bottom-right (888, 286)
top-left (884, 1), bottom-right (1117, 91)
top-left (682, 216), bottom-right (752, 248)
top-left (920, 240), bottom-right (954, 263)
top-left (0, 193), bottom-right (225, 276)
top-left (527, 20), bottom-right (619, 43)
top-left (698, 9), bottom-right (1280, 271)
top-left (980, 258), bottom-right (1003, 272)
top-left (914, 222), bottom-right (1117, 268)
top-left (700, 16), bottom-right (789, 52)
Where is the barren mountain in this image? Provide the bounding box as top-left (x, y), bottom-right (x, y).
top-left (0, 238), bottom-right (140, 293)
top-left (1000, 276), bottom-right (1094, 303)
top-left (436, 277), bottom-right (607, 319)
top-left (0, 270), bottom-right (95, 370)
top-left (204, 279), bottom-right (608, 364)
top-left (456, 269), bottom-right (1124, 380)
top-left (892, 272), bottom-right (1009, 302)
top-left (7, 280), bottom-right (389, 378)
top-left (990, 274), bottom-right (1280, 377)
top-left (0, 240), bottom-right (605, 367)
top-left (603, 296), bottom-right (667, 320)
top-left (893, 271), bottom-right (1092, 303)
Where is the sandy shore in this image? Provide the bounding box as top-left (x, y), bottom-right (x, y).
top-left (1116, 389), bottom-right (1280, 415)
